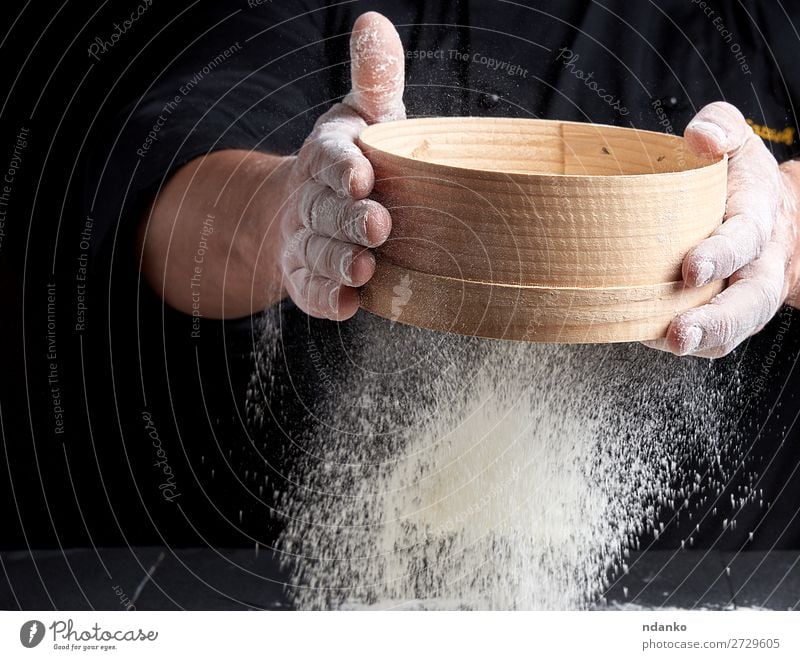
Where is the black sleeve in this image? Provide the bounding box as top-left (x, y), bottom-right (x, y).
top-left (757, 2), bottom-right (800, 160)
top-left (84, 0), bottom-right (352, 263)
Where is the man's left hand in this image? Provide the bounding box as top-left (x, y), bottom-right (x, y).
top-left (646, 101), bottom-right (800, 358)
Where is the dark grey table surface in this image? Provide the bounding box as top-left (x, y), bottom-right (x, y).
top-left (1, 549), bottom-right (798, 610)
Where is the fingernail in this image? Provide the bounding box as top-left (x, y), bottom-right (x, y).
top-left (688, 120), bottom-right (727, 148)
top-left (339, 250), bottom-right (354, 284)
top-left (695, 259), bottom-right (715, 287)
top-left (680, 325), bottom-right (703, 355)
top-left (357, 204), bottom-right (371, 245)
top-left (328, 286), bottom-right (341, 312)
top-left (340, 168), bottom-right (354, 198)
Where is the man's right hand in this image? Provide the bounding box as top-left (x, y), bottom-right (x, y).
top-left (277, 11), bottom-right (406, 320)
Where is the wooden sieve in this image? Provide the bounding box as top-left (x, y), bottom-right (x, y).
top-left (357, 117), bottom-right (727, 343)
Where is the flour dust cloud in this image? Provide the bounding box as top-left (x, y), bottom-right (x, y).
top-left (248, 309), bottom-right (742, 610)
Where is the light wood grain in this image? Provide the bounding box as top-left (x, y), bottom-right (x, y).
top-left (357, 117), bottom-right (728, 343)
top-left (361, 259), bottom-right (724, 344)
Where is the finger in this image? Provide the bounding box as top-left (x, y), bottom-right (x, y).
top-left (343, 11), bottom-right (406, 124)
top-left (642, 337), bottom-right (740, 359)
top-left (682, 134), bottom-right (779, 286)
top-left (641, 338), bottom-right (670, 352)
top-left (684, 101), bottom-right (753, 157)
top-left (286, 228), bottom-right (376, 287)
top-left (298, 182), bottom-right (391, 247)
top-left (297, 105), bottom-right (373, 198)
top-left (664, 241), bottom-right (786, 356)
top-left (285, 267), bottom-right (360, 320)
top-left (688, 343), bottom-right (743, 359)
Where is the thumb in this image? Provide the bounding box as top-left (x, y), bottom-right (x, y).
top-left (683, 101), bottom-right (753, 158)
top-left (343, 12), bottom-right (406, 124)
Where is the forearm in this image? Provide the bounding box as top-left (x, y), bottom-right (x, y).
top-left (138, 149), bottom-right (293, 318)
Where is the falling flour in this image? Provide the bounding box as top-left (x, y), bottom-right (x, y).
top-left (247, 308), bottom-right (748, 610)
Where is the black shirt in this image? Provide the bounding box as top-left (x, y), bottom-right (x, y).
top-left (5, 0), bottom-right (800, 553)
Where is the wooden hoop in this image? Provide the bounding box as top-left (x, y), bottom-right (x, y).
top-left (357, 117), bottom-right (727, 343)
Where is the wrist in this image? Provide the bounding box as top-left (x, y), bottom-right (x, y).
top-left (240, 153), bottom-right (295, 310)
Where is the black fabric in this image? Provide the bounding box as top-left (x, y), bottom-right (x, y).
top-left (3, 0), bottom-right (800, 553)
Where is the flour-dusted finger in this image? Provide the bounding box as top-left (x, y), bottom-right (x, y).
top-left (284, 228), bottom-right (375, 287)
top-left (665, 241), bottom-right (786, 356)
top-left (298, 182), bottom-right (391, 247)
top-left (688, 342), bottom-right (744, 359)
top-left (683, 101), bottom-right (753, 156)
top-left (343, 12), bottom-right (406, 124)
top-left (284, 265), bottom-right (360, 320)
top-left (297, 104), bottom-right (374, 198)
top-left (640, 336), bottom-right (736, 357)
top-left (683, 133), bottom-right (779, 286)
top-left (640, 338), bottom-right (671, 353)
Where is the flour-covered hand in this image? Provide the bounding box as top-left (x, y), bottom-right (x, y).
top-left (646, 102), bottom-right (800, 358)
top-left (279, 12), bottom-right (405, 320)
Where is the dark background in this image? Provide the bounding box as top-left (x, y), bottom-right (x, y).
top-left (0, 0), bottom-right (275, 551)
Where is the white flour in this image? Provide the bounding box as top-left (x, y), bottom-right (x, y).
top-left (248, 309), bottom-right (743, 610)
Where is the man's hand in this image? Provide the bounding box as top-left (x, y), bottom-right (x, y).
top-left (139, 12), bottom-right (404, 320)
top-left (278, 11), bottom-right (405, 320)
top-left (646, 102), bottom-right (800, 358)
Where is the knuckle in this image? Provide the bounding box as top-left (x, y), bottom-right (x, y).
top-left (320, 239), bottom-right (341, 277)
top-left (306, 186), bottom-right (335, 232)
top-left (297, 139), bottom-right (318, 173)
top-left (301, 231), bottom-right (317, 272)
top-left (287, 268), bottom-right (312, 307)
top-left (299, 275), bottom-right (313, 303)
top-left (335, 200), bottom-right (354, 240)
top-left (283, 228), bottom-right (309, 267)
top-left (704, 307), bottom-right (739, 347)
top-left (339, 199), bottom-right (366, 242)
top-left (755, 276), bottom-right (783, 315)
top-left (717, 218), bottom-right (762, 262)
top-left (316, 279), bottom-right (334, 312)
top-left (715, 318), bottom-right (739, 347)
